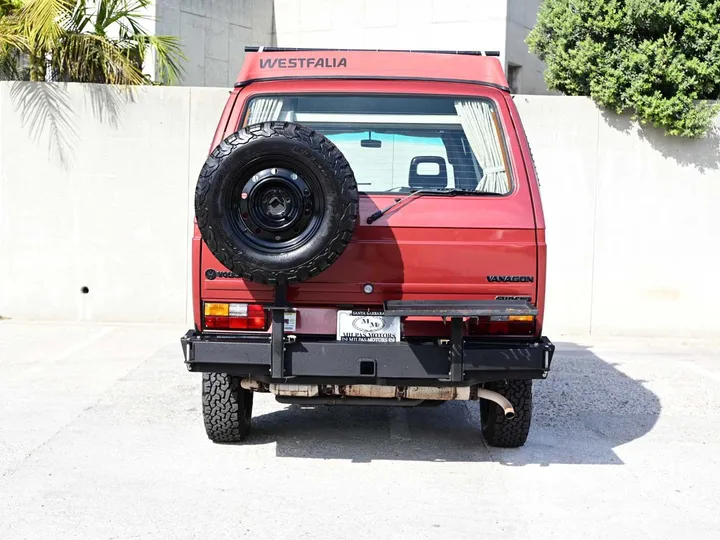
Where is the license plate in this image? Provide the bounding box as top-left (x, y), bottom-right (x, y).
top-left (284, 312), bottom-right (297, 332)
top-left (336, 310), bottom-right (401, 342)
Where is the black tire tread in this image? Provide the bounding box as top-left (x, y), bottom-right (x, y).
top-left (202, 372), bottom-right (253, 443)
top-left (480, 379), bottom-right (532, 448)
top-left (195, 122), bottom-right (359, 285)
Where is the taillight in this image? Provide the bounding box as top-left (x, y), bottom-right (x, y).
top-left (204, 303), bottom-right (267, 330)
top-left (469, 315), bottom-right (535, 336)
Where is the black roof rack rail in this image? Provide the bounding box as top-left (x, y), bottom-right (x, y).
top-left (244, 46), bottom-right (501, 57)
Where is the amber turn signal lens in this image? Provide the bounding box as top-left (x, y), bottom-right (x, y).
top-left (204, 303), bottom-right (229, 316)
top-left (508, 315), bottom-right (534, 322)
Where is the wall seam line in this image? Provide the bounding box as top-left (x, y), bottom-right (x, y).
top-left (588, 104), bottom-right (601, 335)
top-left (184, 88), bottom-right (193, 325)
top-left (0, 83), bottom-right (4, 316)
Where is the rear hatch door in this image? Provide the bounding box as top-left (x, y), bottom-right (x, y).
top-left (200, 88), bottom-right (537, 319)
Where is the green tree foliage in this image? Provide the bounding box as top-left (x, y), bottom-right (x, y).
top-left (0, 0), bottom-right (184, 84)
top-left (0, 0), bottom-right (22, 17)
top-left (0, 1), bottom-right (24, 77)
top-left (527, 0), bottom-right (720, 137)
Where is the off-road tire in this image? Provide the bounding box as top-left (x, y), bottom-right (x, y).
top-left (202, 372), bottom-right (253, 443)
top-left (480, 379), bottom-right (532, 448)
top-left (195, 122), bottom-right (359, 285)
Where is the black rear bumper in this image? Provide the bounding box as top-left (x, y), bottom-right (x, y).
top-left (180, 331), bottom-right (555, 385)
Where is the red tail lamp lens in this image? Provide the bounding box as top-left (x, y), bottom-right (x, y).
top-left (205, 316), bottom-right (230, 330)
top-left (247, 304), bottom-right (266, 329)
top-left (204, 303), bottom-right (267, 330)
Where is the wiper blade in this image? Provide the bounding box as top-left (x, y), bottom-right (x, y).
top-left (366, 188), bottom-right (503, 224)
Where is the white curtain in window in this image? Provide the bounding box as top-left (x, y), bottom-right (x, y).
top-left (453, 100), bottom-right (509, 193)
top-left (247, 98), bottom-right (284, 125)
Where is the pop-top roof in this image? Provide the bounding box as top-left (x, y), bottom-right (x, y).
top-left (235, 48), bottom-right (510, 91)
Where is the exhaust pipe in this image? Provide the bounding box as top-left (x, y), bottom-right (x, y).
top-left (276, 396), bottom-right (424, 407)
top-left (477, 389), bottom-right (515, 419)
top-left (241, 379), bottom-right (515, 418)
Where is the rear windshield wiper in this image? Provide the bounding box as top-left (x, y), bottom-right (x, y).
top-left (366, 188), bottom-right (504, 224)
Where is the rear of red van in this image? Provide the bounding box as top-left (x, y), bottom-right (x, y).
top-left (181, 48), bottom-right (554, 448)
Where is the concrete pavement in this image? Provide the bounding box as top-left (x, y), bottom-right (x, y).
top-left (1, 322), bottom-right (719, 539)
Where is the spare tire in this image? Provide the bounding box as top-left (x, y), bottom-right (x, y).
top-left (195, 122), bottom-right (359, 285)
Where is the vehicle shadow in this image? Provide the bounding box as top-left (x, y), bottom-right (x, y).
top-left (246, 341), bottom-right (661, 465)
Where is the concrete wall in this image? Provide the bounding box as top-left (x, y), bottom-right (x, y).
top-left (0, 82), bottom-right (228, 323)
top-left (513, 96), bottom-right (720, 337)
top-left (506, 0), bottom-right (547, 94)
top-left (273, 0), bottom-right (510, 70)
top-left (150, 0), bottom-right (549, 93)
top-left (1, 82), bottom-right (719, 337)
top-left (155, 0), bottom-right (275, 87)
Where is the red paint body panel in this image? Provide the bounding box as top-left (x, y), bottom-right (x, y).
top-left (193, 59), bottom-right (547, 338)
top-left (504, 93), bottom-right (548, 331)
top-left (209, 90), bottom-right (239, 152)
top-left (236, 50), bottom-right (509, 89)
top-left (191, 225), bottom-right (202, 330)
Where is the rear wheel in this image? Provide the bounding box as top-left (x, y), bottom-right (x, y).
top-left (202, 372), bottom-right (253, 443)
top-left (480, 379), bottom-right (532, 448)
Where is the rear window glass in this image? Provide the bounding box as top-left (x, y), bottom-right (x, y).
top-left (243, 95), bottom-right (512, 194)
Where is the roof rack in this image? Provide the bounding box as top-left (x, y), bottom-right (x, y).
top-left (244, 46), bottom-right (501, 57)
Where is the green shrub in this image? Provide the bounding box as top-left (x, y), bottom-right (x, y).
top-left (527, 0), bottom-right (720, 137)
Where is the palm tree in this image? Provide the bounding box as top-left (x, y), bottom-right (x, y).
top-left (1, 0), bottom-right (184, 84)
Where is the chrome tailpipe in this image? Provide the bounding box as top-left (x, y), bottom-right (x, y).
top-left (477, 388), bottom-right (515, 419)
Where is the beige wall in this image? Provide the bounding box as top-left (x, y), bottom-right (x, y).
top-left (273, 0), bottom-right (549, 94)
top-left (506, 0), bottom-right (547, 94)
top-left (513, 95), bottom-right (720, 337)
top-left (154, 0), bottom-right (275, 87)
top-left (0, 82), bottom-right (228, 323)
top-left (1, 82), bottom-right (718, 337)
top-left (274, 0), bottom-right (510, 67)
top-left (149, 0), bottom-right (548, 92)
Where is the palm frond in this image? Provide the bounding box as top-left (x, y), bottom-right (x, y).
top-left (101, 0), bottom-right (152, 29)
top-left (68, 0), bottom-right (93, 34)
top-left (53, 32), bottom-right (145, 85)
top-left (0, 1), bottom-right (27, 50)
top-left (0, 28), bottom-right (26, 50)
top-left (1, 5), bottom-right (28, 79)
top-left (137, 34), bottom-right (185, 85)
top-left (5, 0), bottom-right (184, 85)
top-left (17, 0), bottom-right (74, 49)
